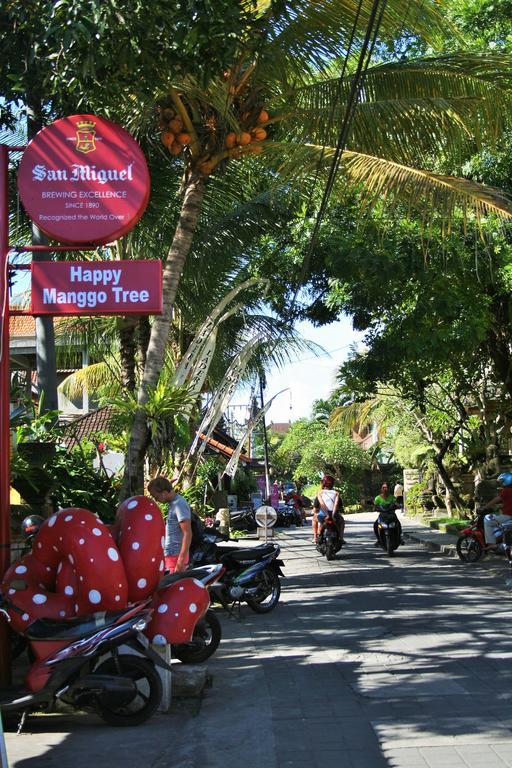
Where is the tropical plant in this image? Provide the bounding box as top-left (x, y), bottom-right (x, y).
top-left (119, 0), bottom-right (512, 497)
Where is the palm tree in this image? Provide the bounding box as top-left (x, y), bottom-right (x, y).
top-left (121, 0), bottom-right (512, 496)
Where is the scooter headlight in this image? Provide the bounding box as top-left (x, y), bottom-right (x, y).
top-left (133, 617), bottom-right (149, 631)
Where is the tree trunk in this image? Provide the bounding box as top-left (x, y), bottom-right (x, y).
top-left (118, 317), bottom-right (138, 392)
top-left (433, 452), bottom-right (464, 510)
top-left (119, 173), bottom-right (206, 499)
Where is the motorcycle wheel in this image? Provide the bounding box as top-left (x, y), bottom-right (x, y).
top-left (94, 654), bottom-right (162, 727)
top-left (172, 609), bottom-right (221, 664)
top-left (246, 569), bottom-right (281, 614)
top-left (325, 543), bottom-right (335, 560)
top-left (386, 533), bottom-right (394, 557)
top-left (456, 534), bottom-right (483, 563)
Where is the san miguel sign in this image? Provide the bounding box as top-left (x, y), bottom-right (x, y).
top-left (15, 113), bottom-right (162, 317)
top-left (32, 261), bottom-right (162, 316)
top-left (18, 114), bottom-right (150, 245)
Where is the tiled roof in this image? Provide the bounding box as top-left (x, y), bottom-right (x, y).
top-left (63, 405), bottom-right (116, 448)
top-left (9, 316), bottom-right (37, 337)
top-left (199, 433), bottom-right (251, 463)
top-left (269, 421), bottom-right (291, 435)
top-left (9, 316), bottom-right (70, 337)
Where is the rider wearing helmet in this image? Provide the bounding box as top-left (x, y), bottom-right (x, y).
top-left (312, 475), bottom-right (345, 545)
top-left (482, 472), bottom-right (512, 549)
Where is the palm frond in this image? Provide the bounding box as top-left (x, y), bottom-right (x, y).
top-left (339, 150), bottom-right (512, 223)
top-left (59, 361), bottom-right (122, 401)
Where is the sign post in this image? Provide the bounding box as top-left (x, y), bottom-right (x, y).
top-left (255, 505), bottom-right (277, 543)
top-left (0, 114), bottom-right (154, 684)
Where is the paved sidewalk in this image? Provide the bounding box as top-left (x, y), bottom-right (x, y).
top-left (6, 514), bottom-right (512, 768)
top-left (400, 512), bottom-right (459, 555)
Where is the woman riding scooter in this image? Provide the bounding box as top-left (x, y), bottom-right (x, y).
top-left (373, 482), bottom-right (403, 545)
top-left (312, 475), bottom-right (345, 545)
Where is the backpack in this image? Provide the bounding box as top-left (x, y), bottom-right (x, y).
top-left (190, 512), bottom-right (205, 551)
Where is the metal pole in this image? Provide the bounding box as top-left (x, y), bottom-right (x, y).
top-left (259, 377), bottom-right (271, 502)
top-left (0, 146), bottom-right (11, 685)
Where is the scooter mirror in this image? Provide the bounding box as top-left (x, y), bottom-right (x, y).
top-left (10, 579), bottom-right (28, 591)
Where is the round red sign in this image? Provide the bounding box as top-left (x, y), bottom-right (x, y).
top-left (18, 114), bottom-right (150, 245)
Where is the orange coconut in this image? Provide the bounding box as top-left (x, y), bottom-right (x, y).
top-left (237, 132), bottom-right (252, 146)
top-left (253, 128), bottom-right (267, 141)
top-left (169, 118), bottom-right (183, 134)
top-left (177, 132), bottom-right (192, 146)
top-left (257, 110), bottom-right (269, 124)
top-left (161, 131), bottom-right (175, 147)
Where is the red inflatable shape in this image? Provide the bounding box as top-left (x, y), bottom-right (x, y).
top-left (146, 578), bottom-right (210, 645)
top-left (114, 496), bottom-right (165, 601)
top-left (3, 509), bottom-right (128, 629)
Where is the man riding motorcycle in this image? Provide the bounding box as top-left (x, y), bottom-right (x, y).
top-left (481, 472), bottom-right (512, 551)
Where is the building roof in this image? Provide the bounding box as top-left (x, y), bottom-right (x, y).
top-left (9, 316), bottom-right (37, 337)
top-left (198, 432), bottom-right (252, 463)
top-left (63, 405), bottom-right (116, 448)
top-left (269, 421), bottom-right (291, 435)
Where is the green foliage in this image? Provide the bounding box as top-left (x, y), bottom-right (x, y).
top-left (405, 481), bottom-right (429, 516)
top-left (49, 443), bottom-right (119, 521)
top-left (275, 418), bottom-right (370, 504)
top-left (0, 0), bottom-right (258, 128)
top-left (230, 469), bottom-right (257, 500)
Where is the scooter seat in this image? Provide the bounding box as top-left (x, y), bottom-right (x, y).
top-left (221, 544), bottom-right (277, 562)
top-left (158, 565), bottom-right (218, 588)
top-left (25, 608), bottom-right (129, 641)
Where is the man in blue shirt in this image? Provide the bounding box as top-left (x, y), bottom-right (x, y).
top-left (148, 476), bottom-right (192, 572)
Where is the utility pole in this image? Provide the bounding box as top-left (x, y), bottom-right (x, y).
top-left (259, 375), bottom-right (271, 502)
top-left (27, 99), bottom-right (58, 413)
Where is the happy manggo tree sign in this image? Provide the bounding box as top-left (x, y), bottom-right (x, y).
top-left (18, 114), bottom-right (150, 245)
top-left (31, 261), bottom-right (162, 316)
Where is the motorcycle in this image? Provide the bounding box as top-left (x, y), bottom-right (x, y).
top-left (457, 511), bottom-right (512, 563)
top-left (229, 506), bottom-right (257, 532)
top-left (276, 502), bottom-right (295, 528)
top-left (456, 510), bottom-right (486, 562)
top-left (375, 502), bottom-right (401, 556)
top-left (190, 529), bottom-right (285, 613)
top-left (0, 581), bottom-right (171, 729)
top-left (159, 564), bottom-right (224, 664)
top-left (316, 511), bottom-right (343, 560)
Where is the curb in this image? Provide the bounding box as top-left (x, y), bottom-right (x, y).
top-left (402, 529), bottom-right (458, 557)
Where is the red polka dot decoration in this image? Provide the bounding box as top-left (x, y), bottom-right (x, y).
top-left (115, 496), bottom-right (165, 601)
top-left (2, 551), bottom-right (74, 633)
top-left (2, 509), bottom-right (128, 630)
top-left (146, 578), bottom-right (210, 645)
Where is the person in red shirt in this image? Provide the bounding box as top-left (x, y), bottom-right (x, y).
top-left (482, 473), bottom-right (512, 549)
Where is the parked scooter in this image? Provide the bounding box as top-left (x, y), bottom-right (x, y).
top-left (375, 502), bottom-right (401, 556)
top-left (276, 502), bottom-right (295, 528)
top-left (316, 511), bottom-right (343, 560)
top-left (229, 506), bottom-right (257, 532)
top-left (159, 564), bottom-right (224, 663)
top-left (0, 582), bottom-right (170, 729)
top-left (190, 529), bottom-right (285, 613)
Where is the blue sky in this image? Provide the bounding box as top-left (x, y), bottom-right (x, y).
top-left (229, 315), bottom-right (365, 426)
top-left (264, 316), bottom-right (364, 423)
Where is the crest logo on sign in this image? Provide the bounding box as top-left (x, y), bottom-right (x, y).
top-left (75, 120), bottom-right (96, 154)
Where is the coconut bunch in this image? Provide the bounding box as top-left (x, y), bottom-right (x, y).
top-left (158, 105), bottom-right (192, 156)
top-left (224, 108), bottom-right (269, 158)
